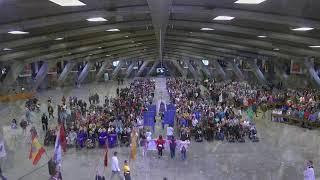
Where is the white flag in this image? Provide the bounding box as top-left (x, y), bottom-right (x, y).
top-left (0, 141), bottom-right (6, 158)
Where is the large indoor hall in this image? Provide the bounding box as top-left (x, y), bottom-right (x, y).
top-left (0, 0), bottom-right (320, 180)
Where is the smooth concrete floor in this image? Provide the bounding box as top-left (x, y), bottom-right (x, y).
top-left (0, 79), bottom-right (320, 180)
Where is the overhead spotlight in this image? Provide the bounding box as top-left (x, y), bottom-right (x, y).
top-left (213, 16), bottom-right (235, 21)
top-left (3, 48), bottom-right (12, 51)
top-left (125, 36), bottom-right (129, 38)
top-left (273, 48), bottom-right (280, 51)
top-left (8, 30), bottom-right (29, 35)
top-left (106, 29), bottom-right (120, 32)
top-left (49, 0), bottom-right (86, 6)
top-left (291, 27), bottom-right (314, 31)
top-left (137, 43), bottom-right (143, 45)
top-left (309, 46), bottom-right (320, 48)
top-left (55, 37), bottom-right (64, 41)
top-left (200, 28), bottom-right (214, 31)
top-left (98, 47), bottom-right (102, 49)
top-left (106, 54), bottom-right (111, 57)
top-left (257, 35), bottom-right (267, 38)
top-left (89, 54), bottom-right (92, 56)
top-left (131, 41), bottom-right (135, 43)
top-left (86, 17), bottom-right (107, 22)
top-left (234, 0), bottom-right (267, 4)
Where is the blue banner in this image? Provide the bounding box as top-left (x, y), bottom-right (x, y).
top-left (164, 110), bottom-right (176, 126)
top-left (143, 111), bottom-right (155, 127)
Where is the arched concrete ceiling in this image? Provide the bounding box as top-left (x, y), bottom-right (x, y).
top-left (0, 0), bottom-right (319, 65)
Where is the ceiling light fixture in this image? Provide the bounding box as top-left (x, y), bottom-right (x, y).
top-left (291, 27), bottom-right (314, 31)
top-left (86, 17), bottom-right (107, 22)
top-left (213, 16), bottom-right (235, 21)
top-left (200, 28), bottom-right (214, 31)
top-left (273, 48), bottom-right (280, 51)
top-left (98, 47), bottom-right (102, 49)
top-left (106, 54), bottom-right (111, 57)
top-left (125, 36), bottom-right (129, 38)
top-left (49, 0), bottom-right (86, 6)
top-left (8, 30), bottom-right (29, 35)
top-left (258, 35), bottom-right (267, 38)
top-left (55, 37), bottom-right (64, 41)
top-left (3, 48), bottom-right (12, 51)
top-left (234, 0), bottom-right (267, 4)
top-left (106, 28), bottom-right (120, 32)
top-left (309, 46), bottom-right (320, 48)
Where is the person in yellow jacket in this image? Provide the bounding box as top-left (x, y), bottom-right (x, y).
top-left (123, 160), bottom-right (131, 180)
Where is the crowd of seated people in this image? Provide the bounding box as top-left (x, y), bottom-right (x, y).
top-left (44, 79), bottom-right (155, 149)
top-left (167, 78), bottom-right (259, 143)
top-left (204, 79), bottom-right (320, 127)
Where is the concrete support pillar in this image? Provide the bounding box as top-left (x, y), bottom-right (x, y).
top-left (172, 60), bottom-right (186, 78)
top-left (136, 61), bottom-right (150, 77)
top-left (77, 62), bottom-right (93, 84)
top-left (196, 60), bottom-right (212, 78)
top-left (213, 60), bottom-right (227, 80)
top-left (33, 62), bottom-right (49, 90)
top-left (96, 61), bottom-right (109, 79)
top-left (58, 62), bottom-right (76, 83)
top-left (183, 59), bottom-right (199, 79)
top-left (147, 61), bottom-right (159, 76)
top-left (249, 60), bottom-right (267, 84)
top-left (3, 61), bottom-right (25, 86)
top-left (229, 62), bottom-right (245, 81)
top-left (304, 58), bottom-right (320, 87)
top-left (111, 60), bottom-right (124, 79)
top-left (274, 62), bottom-right (288, 82)
top-left (125, 62), bottom-right (135, 78)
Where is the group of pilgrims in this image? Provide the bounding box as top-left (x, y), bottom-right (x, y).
top-left (14, 77), bottom-right (320, 161)
top-left (44, 79), bottom-right (155, 149)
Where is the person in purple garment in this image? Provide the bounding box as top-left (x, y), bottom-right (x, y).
top-left (98, 128), bottom-right (108, 147)
top-left (77, 128), bottom-right (87, 148)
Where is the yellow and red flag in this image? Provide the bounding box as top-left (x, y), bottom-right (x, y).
top-left (29, 136), bottom-right (46, 165)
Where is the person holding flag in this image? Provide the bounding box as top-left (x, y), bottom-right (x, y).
top-left (29, 127), bottom-right (45, 165)
top-left (51, 124), bottom-right (67, 179)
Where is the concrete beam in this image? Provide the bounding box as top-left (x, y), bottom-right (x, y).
top-left (171, 60), bottom-right (187, 78)
top-left (229, 62), bottom-right (245, 81)
top-left (136, 61), bottom-right (151, 77)
top-left (111, 61), bottom-right (125, 79)
top-left (96, 61), bottom-right (110, 79)
top-left (167, 31), bottom-right (317, 58)
top-left (58, 62), bottom-right (76, 83)
top-left (249, 60), bottom-right (267, 85)
top-left (304, 58), bottom-right (320, 87)
top-left (183, 58), bottom-right (200, 79)
top-left (166, 36), bottom-right (293, 59)
top-left (196, 60), bottom-right (212, 78)
top-left (33, 62), bottom-right (49, 90)
top-left (0, 35), bottom-right (156, 62)
top-left (170, 20), bottom-right (320, 49)
top-left (125, 62), bottom-right (136, 78)
top-left (147, 61), bottom-right (159, 76)
top-left (213, 60), bottom-right (227, 80)
top-left (147, 0), bottom-right (172, 62)
top-left (0, 6), bottom-right (150, 34)
top-left (77, 62), bottom-right (93, 84)
top-left (2, 61), bottom-right (25, 86)
top-left (172, 6), bottom-right (320, 30)
top-left (0, 21), bottom-right (152, 51)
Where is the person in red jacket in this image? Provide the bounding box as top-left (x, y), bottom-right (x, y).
top-left (156, 135), bottom-right (165, 158)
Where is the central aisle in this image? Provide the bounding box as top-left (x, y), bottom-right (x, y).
top-left (152, 77), bottom-right (171, 137)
